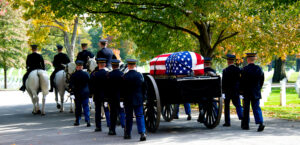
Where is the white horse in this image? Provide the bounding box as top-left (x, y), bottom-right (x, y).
top-left (54, 69), bottom-right (69, 112)
top-left (26, 69), bottom-right (49, 115)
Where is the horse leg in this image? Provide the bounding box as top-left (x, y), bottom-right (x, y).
top-left (35, 94), bottom-right (41, 114)
top-left (41, 94), bottom-right (46, 116)
top-left (55, 88), bottom-right (61, 109)
top-left (70, 96), bottom-right (74, 113)
top-left (29, 93), bottom-right (36, 114)
top-left (59, 91), bottom-right (65, 112)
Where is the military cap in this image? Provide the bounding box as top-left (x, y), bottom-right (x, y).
top-left (111, 59), bottom-right (121, 65)
top-left (246, 53), bottom-right (257, 57)
top-left (127, 59), bottom-right (137, 65)
top-left (96, 58), bottom-right (107, 64)
top-left (75, 60), bottom-right (84, 66)
top-left (30, 45), bottom-right (38, 49)
top-left (204, 57), bottom-right (212, 63)
top-left (226, 54), bottom-right (236, 60)
top-left (56, 44), bottom-right (63, 50)
top-left (81, 43), bottom-right (88, 47)
top-left (99, 39), bottom-right (108, 43)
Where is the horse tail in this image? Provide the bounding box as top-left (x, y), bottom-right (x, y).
top-left (37, 70), bottom-right (49, 96)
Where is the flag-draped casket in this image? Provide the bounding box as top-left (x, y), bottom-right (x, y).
top-left (150, 51), bottom-right (204, 76)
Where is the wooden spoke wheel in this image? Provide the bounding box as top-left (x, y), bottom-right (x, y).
top-left (203, 97), bottom-right (223, 129)
top-left (161, 104), bottom-right (179, 122)
top-left (144, 75), bottom-right (161, 132)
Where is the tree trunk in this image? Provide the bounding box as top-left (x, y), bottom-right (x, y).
top-left (4, 65), bottom-right (7, 89)
top-left (272, 57), bottom-right (286, 83)
top-left (70, 17), bottom-right (79, 62)
top-left (296, 54), bottom-right (300, 72)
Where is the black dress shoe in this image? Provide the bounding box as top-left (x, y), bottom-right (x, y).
top-left (257, 124), bottom-right (265, 132)
top-left (223, 123), bottom-right (231, 127)
top-left (174, 116), bottom-right (179, 119)
top-left (94, 127), bottom-right (102, 132)
top-left (73, 122), bottom-right (80, 126)
top-left (108, 130), bottom-right (116, 135)
top-left (140, 133), bottom-right (146, 141)
top-left (87, 122), bottom-right (91, 127)
top-left (242, 126), bottom-right (249, 130)
top-left (187, 115), bottom-right (191, 120)
top-left (19, 86), bottom-right (25, 92)
top-left (124, 134), bottom-right (131, 139)
top-left (49, 89), bottom-right (53, 92)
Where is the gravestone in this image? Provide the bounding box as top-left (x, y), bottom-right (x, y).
top-left (280, 78), bottom-right (287, 106)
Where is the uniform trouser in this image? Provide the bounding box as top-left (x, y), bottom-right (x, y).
top-left (224, 97), bottom-right (243, 124)
top-left (50, 69), bottom-right (62, 90)
top-left (94, 101), bottom-right (103, 128)
top-left (242, 98), bottom-right (263, 126)
top-left (125, 105), bottom-right (146, 135)
top-left (176, 103), bottom-right (191, 117)
top-left (22, 71), bottom-right (31, 88)
top-left (75, 98), bottom-right (90, 123)
top-left (103, 103), bottom-right (110, 127)
top-left (109, 102), bottom-right (125, 131)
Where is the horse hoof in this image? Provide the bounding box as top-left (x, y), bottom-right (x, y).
top-left (57, 104), bottom-right (61, 109)
top-left (32, 111), bottom-right (36, 115)
top-left (69, 111), bottom-right (73, 113)
top-left (36, 110), bottom-right (41, 114)
top-left (60, 110), bottom-right (63, 113)
top-left (41, 113), bottom-right (46, 116)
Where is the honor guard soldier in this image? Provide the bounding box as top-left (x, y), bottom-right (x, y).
top-left (222, 54), bottom-right (243, 127)
top-left (69, 60), bottom-right (91, 127)
top-left (90, 58), bottom-right (110, 132)
top-left (107, 59), bottom-right (126, 135)
top-left (175, 104), bottom-right (192, 120)
top-left (49, 45), bottom-right (70, 92)
top-left (20, 45), bottom-right (45, 92)
top-left (97, 39), bottom-right (114, 70)
top-left (76, 43), bottom-right (94, 69)
top-left (123, 59), bottom-right (146, 141)
top-left (240, 53), bottom-right (265, 132)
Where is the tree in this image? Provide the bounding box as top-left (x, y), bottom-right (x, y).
top-left (0, 0), bottom-right (28, 89)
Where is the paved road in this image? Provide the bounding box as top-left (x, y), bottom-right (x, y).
top-left (0, 91), bottom-right (299, 145)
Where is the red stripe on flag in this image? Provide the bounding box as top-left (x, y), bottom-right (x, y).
top-left (194, 69), bottom-right (204, 75)
top-left (150, 70), bottom-right (166, 75)
top-left (150, 61), bottom-right (166, 65)
top-left (195, 53), bottom-right (203, 64)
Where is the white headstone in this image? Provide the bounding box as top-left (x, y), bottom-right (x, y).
top-left (280, 78), bottom-right (287, 106)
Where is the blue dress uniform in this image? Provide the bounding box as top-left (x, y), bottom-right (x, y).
top-left (222, 54), bottom-right (243, 126)
top-left (76, 43), bottom-right (94, 69)
top-left (50, 45), bottom-right (70, 92)
top-left (20, 45), bottom-right (45, 91)
top-left (69, 60), bottom-right (90, 126)
top-left (107, 59), bottom-right (126, 135)
top-left (240, 53), bottom-right (265, 131)
top-left (175, 103), bottom-right (192, 120)
top-left (89, 58), bottom-right (110, 131)
top-left (97, 39), bottom-right (114, 69)
top-left (123, 59), bottom-right (146, 141)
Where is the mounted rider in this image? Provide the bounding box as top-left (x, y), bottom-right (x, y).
top-left (96, 39), bottom-right (114, 70)
top-left (19, 45), bottom-right (45, 92)
top-left (76, 43), bottom-right (94, 69)
top-left (49, 44), bottom-right (70, 92)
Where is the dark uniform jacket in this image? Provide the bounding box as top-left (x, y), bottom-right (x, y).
top-left (26, 52), bottom-right (45, 71)
top-left (97, 48), bottom-right (113, 68)
top-left (108, 69), bottom-right (124, 102)
top-left (222, 65), bottom-right (241, 98)
top-left (240, 63), bottom-right (264, 99)
top-left (69, 70), bottom-right (90, 99)
top-left (123, 70), bottom-right (144, 106)
top-left (76, 50), bottom-right (94, 69)
top-left (53, 53), bottom-right (70, 70)
top-left (90, 69), bottom-right (108, 102)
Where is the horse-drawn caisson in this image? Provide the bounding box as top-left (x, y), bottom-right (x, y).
top-left (142, 51), bottom-right (222, 132)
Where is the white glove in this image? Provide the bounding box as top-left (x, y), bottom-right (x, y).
top-left (222, 94), bottom-right (225, 99)
top-left (239, 95), bottom-right (244, 99)
top-left (89, 98), bottom-right (93, 103)
top-left (120, 102), bottom-right (124, 108)
top-left (70, 95), bottom-right (75, 100)
top-left (104, 102), bottom-right (108, 107)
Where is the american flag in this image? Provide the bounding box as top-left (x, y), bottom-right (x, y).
top-left (150, 51), bottom-right (204, 75)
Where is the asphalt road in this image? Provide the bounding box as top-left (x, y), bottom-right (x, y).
top-left (0, 91), bottom-right (299, 145)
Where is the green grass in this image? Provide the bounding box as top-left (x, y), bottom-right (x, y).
top-left (288, 72), bottom-right (299, 83)
top-left (262, 88), bottom-right (300, 121)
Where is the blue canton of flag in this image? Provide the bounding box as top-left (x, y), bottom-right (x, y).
top-left (166, 51), bottom-right (193, 75)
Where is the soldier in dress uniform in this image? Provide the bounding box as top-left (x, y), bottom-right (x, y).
top-left (240, 53), bottom-right (265, 132)
top-left (69, 60), bottom-right (91, 127)
top-left (49, 45), bottom-right (70, 92)
top-left (123, 59), bottom-right (146, 141)
top-left (197, 57), bottom-right (217, 122)
top-left (222, 54), bottom-right (243, 127)
top-left (90, 58), bottom-right (110, 132)
top-left (76, 43), bottom-right (94, 69)
top-left (107, 59), bottom-right (126, 135)
top-left (174, 104), bottom-right (192, 120)
top-left (96, 39), bottom-right (114, 70)
top-left (19, 45), bottom-right (45, 92)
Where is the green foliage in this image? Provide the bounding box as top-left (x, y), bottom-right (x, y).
top-left (0, 0), bottom-right (28, 69)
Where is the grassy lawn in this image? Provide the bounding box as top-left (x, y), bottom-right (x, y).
top-left (288, 72), bottom-right (299, 83)
top-left (262, 88), bottom-right (300, 121)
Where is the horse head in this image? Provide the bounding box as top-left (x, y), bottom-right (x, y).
top-left (64, 62), bottom-right (76, 82)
